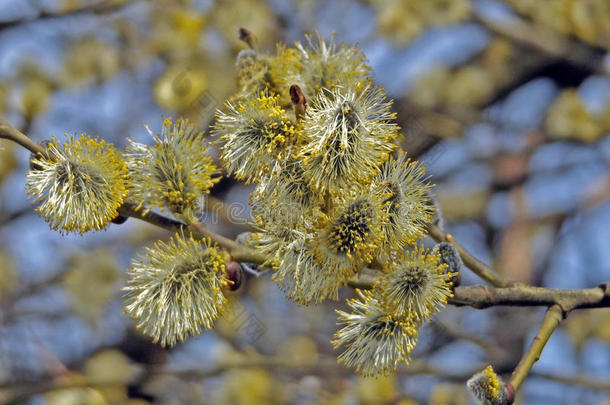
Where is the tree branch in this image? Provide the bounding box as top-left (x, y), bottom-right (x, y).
top-left (427, 223), bottom-right (518, 288)
top-left (509, 304), bottom-right (563, 392)
top-left (473, 13), bottom-right (606, 72)
top-left (0, 119), bottom-right (47, 156)
top-left (350, 278), bottom-right (610, 311)
top-left (0, 0), bottom-right (138, 31)
top-left (0, 119), bottom-right (264, 264)
top-left (530, 371), bottom-right (610, 392)
top-left (451, 283), bottom-right (610, 311)
top-left (117, 203), bottom-right (266, 264)
top-left (5, 354), bottom-right (609, 405)
top-left (0, 357), bottom-right (475, 405)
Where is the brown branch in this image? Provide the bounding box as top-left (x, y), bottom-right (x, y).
top-left (0, 0), bottom-right (139, 31)
top-left (0, 357), bottom-right (470, 405)
top-left (5, 117), bottom-right (607, 315)
top-left (427, 223), bottom-right (518, 288)
top-left (474, 13), bottom-right (606, 72)
top-left (117, 203), bottom-right (266, 264)
top-left (530, 371), bottom-right (610, 392)
top-left (432, 318), bottom-right (507, 361)
top-left (451, 283), bottom-right (610, 311)
top-left (349, 277), bottom-right (610, 311)
top-left (0, 119), bottom-right (47, 156)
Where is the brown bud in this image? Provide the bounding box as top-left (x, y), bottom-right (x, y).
top-left (290, 84), bottom-right (307, 121)
top-left (238, 28), bottom-right (256, 49)
top-left (504, 382), bottom-right (515, 404)
top-left (225, 261), bottom-right (243, 291)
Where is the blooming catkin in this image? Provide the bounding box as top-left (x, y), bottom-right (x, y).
top-left (333, 290), bottom-right (419, 376)
top-left (126, 117), bottom-right (218, 221)
top-left (123, 233), bottom-right (227, 347)
top-left (271, 33), bottom-right (372, 103)
top-left (298, 86), bottom-right (398, 195)
top-left (209, 33), bottom-right (449, 376)
top-left (312, 188), bottom-right (388, 267)
top-left (26, 133), bottom-right (128, 234)
top-left (373, 245), bottom-right (454, 321)
top-left (467, 365), bottom-right (510, 405)
top-left (213, 90), bottom-right (297, 183)
top-left (272, 237), bottom-right (352, 304)
top-left (373, 153), bottom-right (434, 250)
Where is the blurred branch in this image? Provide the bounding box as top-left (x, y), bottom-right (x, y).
top-left (0, 0), bottom-right (138, 31)
top-left (5, 353), bottom-right (610, 405)
top-left (508, 304), bottom-right (563, 395)
top-left (0, 357), bottom-right (473, 405)
top-left (0, 377), bottom-right (122, 405)
top-left (205, 195), bottom-right (250, 231)
top-left (0, 270), bottom-right (69, 324)
top-left (474, 13), bottom-right (605, 73)
top-left (0, 206), bottom-right (31, 227)
top-left (431, 318), bottom-right (507, 361)
top-left (530, 371), bottom-right (610, 392)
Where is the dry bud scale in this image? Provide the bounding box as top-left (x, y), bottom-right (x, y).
top-left (21, 33), bottom-right (451, 377)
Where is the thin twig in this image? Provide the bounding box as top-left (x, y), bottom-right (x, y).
top-left (530, 371), bottom-right (610, 392)
top-left (509, 304), bottom-right (564, 392)
top-left (473, 13), bottom-right (606, 72)
top-left (427, 223), bottom-right (518, 288)
top-left (0, 119), bottom-right (47, 156)
top-left (117, 203), bottom-right (266, 264)
top-left (0, 0), bottom-right (139, 30)
top-left (432, 318), bottom-right (507, 361)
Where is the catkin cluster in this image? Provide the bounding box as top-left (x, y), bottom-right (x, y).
top-left (23, 33), bottom-right (461, 375)
top-left (26, 118), bottom-right (227, 347)
top-left (214, 34), bottom-right (459, 375)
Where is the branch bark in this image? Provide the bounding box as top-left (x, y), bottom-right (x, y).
top-left (0, 119), bottom-right (47, 156)
top-left (451, 283), bottom-right (610, 311)
top-left (0, 0), bottom-right (138, 31)
top-left (473, 13), bottom-right (606, 72)
top-left (350, 278), bottom-right (610, 311)
top-left (117, 203), bottom-right (266, 264)
top-left (509, 304), bottom-right (563, 392)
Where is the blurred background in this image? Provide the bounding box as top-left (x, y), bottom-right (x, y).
top-left (0, 0), bottom-right (609, 404)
